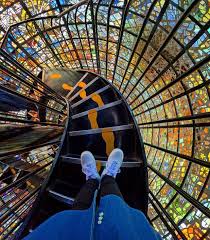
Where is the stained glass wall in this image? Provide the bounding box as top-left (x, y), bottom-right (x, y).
top-left (0, 0), bottom-right (209, 239)
top-left (0, 38), bottom-right (67, 239)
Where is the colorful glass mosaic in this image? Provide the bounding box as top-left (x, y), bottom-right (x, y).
top-left (0, 0), bottom-right (209, 239)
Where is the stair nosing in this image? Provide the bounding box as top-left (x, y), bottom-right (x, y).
top-left (71, 85), bottom-right (110, 108)
top-left (71, 99), bottom-right (123, 119)
top-left (63, 154), bottom-right (139, 161)
top-left (69, 76), bottom-right (99, 102)
top-left (48, 189), bottom-right (75, 203)
top-left (61, 156), bottom-right (143, 167)
top-left (69, 124), bottom-right (134, 136)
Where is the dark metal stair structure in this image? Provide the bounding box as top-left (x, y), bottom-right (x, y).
top-left (19, 71), bottom-right (148, 237)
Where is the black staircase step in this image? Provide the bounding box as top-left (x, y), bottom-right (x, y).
top-left (47, 189), bottom-right (74, 205)
top-left (66, 72), bottom-right (89, 99)
top-left (71, 86), bottom-right (120, 115)
top-left (116, 167), bottom-right (147, 211)
top-left (72, 99), bottom-right (123, 119)
top-left (50, 178), bottom-right (82, 198)
top-left (61, 155), bottom-right (143, 167)
top-left (68, 127), bottom-right (141, 158)
top-left (69, 124), bottom-right (134, 136)
top-left (50, 159), bottom-right (86, 195)
top-left (69, 76), bottom-right (100, 103)
top-left (67, 73), bottom-right (98, 100)
top-left (71, 101), bottom-right (132, 130)
top-left (71, 85), bottom-right (110, 108)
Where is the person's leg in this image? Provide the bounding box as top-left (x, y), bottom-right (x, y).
top-left (100, 175), bottom-right (123, 198)
top-left (72, 178), bottom-right (99, 210)
top-left (100, 148), bottom-right (124, 198)
top-left (72, 151), bottom-right (100, 210)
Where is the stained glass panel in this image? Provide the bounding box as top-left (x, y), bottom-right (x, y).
top-left (0, 0), bottom-right (209, 238)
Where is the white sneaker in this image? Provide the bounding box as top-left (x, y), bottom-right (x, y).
top-left (81, 151), bottom-right (100, 181)
top-left (101, 148), bottom-right (124, 178)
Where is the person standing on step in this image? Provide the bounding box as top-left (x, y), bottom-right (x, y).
top-left (24, 148), bottom-right (162, 240)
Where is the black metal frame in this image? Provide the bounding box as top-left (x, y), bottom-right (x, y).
top-left (129, 23), bottom-right (210, 107)
top-left (15, 97), bottom-right (70, 239)
top-left (133, 54), bottom-right (210, 111)
top-left (148, 164), bottom-right (210, 218)
top-left (0, 0), bottom-right (209, 238)
top-left (118, 0), bottom-right (159, 91)
top-left (124, 0), bottom-right (200, 99)
top-left (121, 0), bottom-right (171, 92)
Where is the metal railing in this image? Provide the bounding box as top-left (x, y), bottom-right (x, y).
top-left (0, 49), bottom-right (68, 239)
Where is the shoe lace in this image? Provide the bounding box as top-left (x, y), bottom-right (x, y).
top-left (108, 161), bottom-right (119, 173)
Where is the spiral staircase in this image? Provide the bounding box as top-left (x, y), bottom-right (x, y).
top-left (0, 0), bottom-right (209, 239)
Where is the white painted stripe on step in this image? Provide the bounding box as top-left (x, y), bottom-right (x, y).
top-left (69, 124), bottom-right (134, 136)
top-left (71, 100), bottom-right (123, 119)
top-left (70, 76), bottom-right (99, 101)
top-left (71, 85), bottom-right (110, 108)
top-left (48, 190), bottom-right (75, 203)
top-left (66, 72), bottom-right (89, 99)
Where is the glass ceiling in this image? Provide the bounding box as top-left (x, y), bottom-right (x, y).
top-left (0, 0), bottom-right (209, 239)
